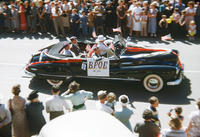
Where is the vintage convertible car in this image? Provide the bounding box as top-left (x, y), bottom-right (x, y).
top-left (25, 35), bottom-right (183, 93)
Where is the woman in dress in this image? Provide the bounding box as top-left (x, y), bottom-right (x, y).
top-left (8, 84), bottom-right (30, 137)
top-left (19, 2), bottom-right (27, 32)
top-left (132, 2), bottom-right (142, 37)
top-left (61, 81), bottom-right (93, 111)
top-left (148, 2), bottom-right (158, 37)
top-left (25, 91), bottom-right (46, 136)
top-left (185, 1), bottom-right (196, 30)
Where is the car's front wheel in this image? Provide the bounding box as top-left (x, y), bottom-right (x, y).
top-left (143, 74), bottom-right (164, 93)
top-left (46, 79), bottom-right (63, 87)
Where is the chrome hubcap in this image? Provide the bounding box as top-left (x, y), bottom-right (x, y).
top-left (148, 78), bottom-right (159, 89)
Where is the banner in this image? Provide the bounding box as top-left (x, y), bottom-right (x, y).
top-left (87, 58), bottom-right (109, 77)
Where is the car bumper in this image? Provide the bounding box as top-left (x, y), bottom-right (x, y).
top-left (24, 69), bottom-right (36, 77)
top-left (167, 73), bottom-right (183, 86)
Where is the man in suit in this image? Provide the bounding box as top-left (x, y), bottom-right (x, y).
top-left (70, 36), bottom-right (81, 56)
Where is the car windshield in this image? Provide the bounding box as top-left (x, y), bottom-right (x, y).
top-left (46, 41), bottom-right (75, 59)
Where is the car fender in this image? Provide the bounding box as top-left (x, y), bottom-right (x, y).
top-left (120, 65), bottom-right (177, 81)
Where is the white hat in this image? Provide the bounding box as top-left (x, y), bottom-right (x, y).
top-left (119, 95), bottom-right (130, 106)
top-left (97, 90), bottom-right (107, 97)
top-left (97, 35), bottom-right (106, 42)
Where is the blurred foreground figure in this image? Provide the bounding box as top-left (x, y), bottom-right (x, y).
top-left (0, 94), bottom-right (12, 137)
top-left (39, 110), bottom-right (135, 137)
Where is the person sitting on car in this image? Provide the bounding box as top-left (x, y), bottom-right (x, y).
top-left (60, 41), bottom-right (76, 57)
top-left (96, 35), bottom-right (114, 57)
top-left (70, 36), bottom-right (81, 56)
top-left (91, 46), bottom-right (102, 60)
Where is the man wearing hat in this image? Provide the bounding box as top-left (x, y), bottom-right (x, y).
top-left (134, 109), bottom-right (160, 137)
top-left (60, 41), bottom-right (76, 57)
top-left (70, 36), bottom-right (82, 56)
top-left (0, 94), bottom-right (12, 137)
top-left (45, 86), bottom-right (70, 120)
top-left (96, 35), bottom-right (113, 57)
top-left (96, 90), bottom-right (113, 115)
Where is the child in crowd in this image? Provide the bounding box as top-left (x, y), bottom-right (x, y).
top-left (188, 20), bottom-right (196, 40)
top-left (149, 96), bottom-right (161, 127)
top-left (105, 92), bottom-right (116, 111)
top-left (172, 8), bottom-right (180, 24)
top-left (80, 11), bottom-right (88, 37)
top-left (140, 10), bottom-right (148, 37)
top-left (127, 10), bottom-right (133, 37)
top-left (159, 15), bottom-right (169, 37)
top-left (168, 107), bottom-right (184, 122)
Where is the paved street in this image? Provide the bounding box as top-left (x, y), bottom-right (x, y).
top-left (0, 33), bottom-right (200, 135)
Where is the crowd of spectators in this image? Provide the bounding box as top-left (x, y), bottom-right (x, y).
top-left (0, 81), bottom-right (200, 137)
top-left (0, 0), bottom-right (199, 40)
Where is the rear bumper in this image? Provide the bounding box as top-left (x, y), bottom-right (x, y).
top-left (167, 73), bottom-right (183, 86)
top-left (24, 69), bottom-right (36, 77)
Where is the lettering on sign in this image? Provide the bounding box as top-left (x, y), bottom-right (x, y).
top-left (87, 58), bottom-right (109, 77)
top-left (88, 61), bottom-right (108, 69)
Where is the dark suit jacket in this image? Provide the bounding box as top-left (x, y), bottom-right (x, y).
top-left (70, 44), bottom-right (81, 56)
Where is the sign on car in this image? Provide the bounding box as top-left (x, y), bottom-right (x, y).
top-left (87, 58), bottom-right (110, 77)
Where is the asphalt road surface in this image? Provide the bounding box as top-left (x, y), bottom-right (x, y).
top-left (0, 33), bottom-right (200, 135)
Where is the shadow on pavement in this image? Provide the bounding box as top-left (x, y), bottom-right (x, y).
top-left (29, 75), bottom-right (192, 105)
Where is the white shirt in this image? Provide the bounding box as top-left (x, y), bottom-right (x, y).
top-left (51, 7), bottom-right (63, 17)
top-left (45, 95), bottom-right (70, 113)
top-left (96, 101), bottom-right (113, 114)
top-left (128, 4), bottom-right (136, 14)
top-left (61, 90), bottom-right (93, 106)
top-left (62, 3), bottom-right (70, 11)
top-left (133, 7), bottom-right (142, 21)
top-left (45, 3), bottom-right (51, 14)
top-left (186, 7), bottom-right (196, 14)
top-left (97, 42), bottom-right (110, 56)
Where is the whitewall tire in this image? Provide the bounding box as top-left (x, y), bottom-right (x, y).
top-left (143, 74), bottom-right (164, 93)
